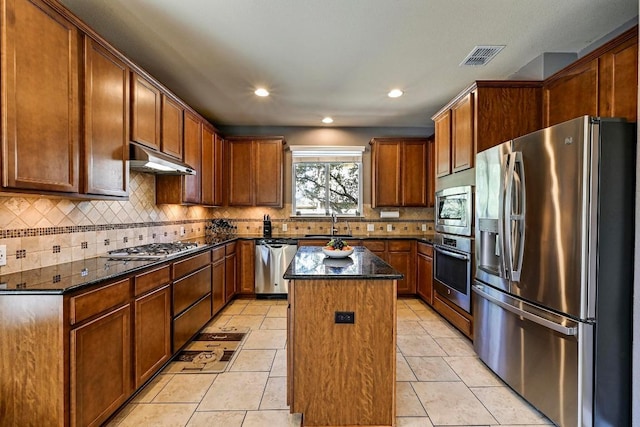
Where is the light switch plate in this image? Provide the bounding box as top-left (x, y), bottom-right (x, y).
top-left (367, 224), bottom-right (375, 232)
top-left (180, 226), bottom-right (186, 236)
top-left (421, 224), bottom-right (427, 231)
top-left (0, 245), bottom-right (6, 266)
top-left (282, 223), bottom-right (288, 232)
top-left (386, 224), bottom-right (393, 232)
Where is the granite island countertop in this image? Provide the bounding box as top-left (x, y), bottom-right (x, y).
top-left (283, 246), bottom-right (403, 280)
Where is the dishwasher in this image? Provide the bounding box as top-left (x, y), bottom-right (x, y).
top-left (255, 238), bottom-right (298, 297)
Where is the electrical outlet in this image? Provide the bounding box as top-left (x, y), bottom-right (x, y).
top-left (386, 224), bottom-right (393, 232)
top-left (367, 224), bottom-right (375, 232)
top-left (421, 224), bottom-right (427, 232)
top-left (180, 226), bottom-right (186, 236)
top-left (335, 311), bottom-right (355, 324)
top-left (0, 245), bottom-right (6, 266)
top-left (282, 223), bottom-right (288, 232)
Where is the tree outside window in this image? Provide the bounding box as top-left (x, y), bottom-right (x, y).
top-left (293, 162), bottom-right (361, 216)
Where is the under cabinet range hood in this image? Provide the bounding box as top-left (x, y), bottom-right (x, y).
top-left (129, 142), bottom-right (196, 175)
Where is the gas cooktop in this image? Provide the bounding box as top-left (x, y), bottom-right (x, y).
top-left (105, 242), bottom-right (201, 259)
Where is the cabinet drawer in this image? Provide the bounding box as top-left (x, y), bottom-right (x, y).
top-left (417, 243), bottom-right (433, 257)
top-left (134, 265), bottom-right (171, 296)
top-left (225, 241), bottom-right (237, 254)
top-left (70, 278), bottom-right (130, 325)
top-left (433, 293), bottom-right (472, 339)
top-left (173, 251), bottom-right (211, 279)
top-left (173, 294), bottom-right (212, 351)
top-left (173, 265), bottom-right (212, 315)
top-left (362, 240), bottom-right (386, 252)
top-left (388, 240), bottom-right (412, 252)
top-left (211, 246), bottom-right (225, 263)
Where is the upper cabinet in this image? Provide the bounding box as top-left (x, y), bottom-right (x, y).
top-left (543, 27), bottom-right (638, 127)
top-left (227, 137), bottom-right (284, 207)
top-left (370, 138), bottom-right (431, 208)
top-left (161, 94), bottom-right (184, 160)
top-left (1, 0), bottom-right (81, 193)
top-left (201, 125), bottom-right (224, 207)
top-left (83, 37), bottom-right (129, 197)
top-left (131, 73), bottom-right (161, 150)
top-left (432, 81), bottom-right (542, 175)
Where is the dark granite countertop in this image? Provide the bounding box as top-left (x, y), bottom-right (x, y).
top-left (241, 234), bottom-right (435, 244)
top-left (283, 246), bottom-right (403, 280)
top-left (0, 236), bottom-right (237, 295)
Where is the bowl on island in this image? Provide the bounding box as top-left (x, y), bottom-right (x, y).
top-left (322, 246), bottom-right (354, 258)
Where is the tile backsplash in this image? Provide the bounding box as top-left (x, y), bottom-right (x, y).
top-left (0, 172), bottom-right (434, 274)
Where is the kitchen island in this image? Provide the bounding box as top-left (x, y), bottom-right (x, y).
top-left (284, 246), bottom-right (402, 427)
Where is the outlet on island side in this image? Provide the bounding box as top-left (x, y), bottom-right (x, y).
top-left (335, 311), bottom-right (355, 324)
top-left (0, 245), bottom-right (6, 266)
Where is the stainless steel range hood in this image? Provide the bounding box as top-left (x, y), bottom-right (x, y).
top-left (129, 142), bottom-right (196, 175)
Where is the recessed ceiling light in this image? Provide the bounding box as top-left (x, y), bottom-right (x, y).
top-left (322, 117), bottom-right (334, 124)
top-left (388, 89), bottom-right (404, 98)
top-left (254, 88), bottom-right (269, 97)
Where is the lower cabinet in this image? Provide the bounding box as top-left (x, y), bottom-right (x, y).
top-left (237, 239), bottom-right (255, 295)
top-left (70, 304), bottom-right (132, 427)
top-left (360, 240), bottom-right (415, 295)
top-left (211, 246), bottom-right (226, 315)
top-left (225, 242), bottom-right (237, 302)
top-left (173, 295), bottom-right (212, 351)
top-left (416, 243), bottom-right (433, 305)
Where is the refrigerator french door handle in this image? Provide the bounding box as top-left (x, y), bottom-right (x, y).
top-left (504, 152), bottom-right (526, 282)
top-left (472, 284), bottom-right (577, 336)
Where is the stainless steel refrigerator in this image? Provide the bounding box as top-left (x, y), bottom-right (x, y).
top-left (473, 116), bottom-right (635, 427)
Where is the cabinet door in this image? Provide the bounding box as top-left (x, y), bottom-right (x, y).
top-left (213, 134), bottom-right (225, 206)
top-left (434, 111), bottom-right (451, 177)
top-left (225, 253), bottom-right (237, 302)
top-left (238, 240), bottom-right (256, 294)
top-left (599, 35), bottom-right (638, 122)
top-left (212, 258), bottom-right (225, 315)
top-left (84, 37), bottom-right (129, 197)
top-left (201, 125), bottom-right (215, 206)
top-left (371, 141), bottom-right (401, 207)
top-left (416, 252), bottom-right (433, 305)
top-left (427, 136), bottom-right (435, 207)
top-left (255, 139), bottom-right (283, 207)
top-left (402, 140), bottom-right (428, 206)
top-left (543, 60), bottom-right (598, 127)
top-left (131, 73), bottom-right (161, 149)
top-left (388, 251), bottom-right (414, 294)
top-left (2, 0), bottom-right (80, 193)
top-left (183, 111), bottom-right (202, 204)
top-left (134, 285), bottom-right (171, 388)
top-left (451, 93), bottom-right (474, 173)
top-left (161, 94), bottom-right (184, 160)
top-left (71, 305), bottom-right (131, 427)
top-left (228, 140), bottom-right (254, 206)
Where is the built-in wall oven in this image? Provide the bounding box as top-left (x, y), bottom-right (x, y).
top-left (435, 185), bottom-right (473, 237)
top-left (433, 233), bottom-right (473, 313)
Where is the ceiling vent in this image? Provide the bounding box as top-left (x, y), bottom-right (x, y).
top-left (460, 45), bottom-right (505, 66)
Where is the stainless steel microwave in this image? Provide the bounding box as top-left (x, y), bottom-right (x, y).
top-left (435, 185), bottom-right (473, 236)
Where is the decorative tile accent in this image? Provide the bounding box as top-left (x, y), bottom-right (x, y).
top-left (53, 245), bottom-right (61, 253)
top-left (81, 242), bottom-right (88, 249)
top-left (16, 249), bottom-right (26, 259)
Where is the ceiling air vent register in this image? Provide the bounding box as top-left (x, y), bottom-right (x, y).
top-left (460, 45), bottom-right (505, 66)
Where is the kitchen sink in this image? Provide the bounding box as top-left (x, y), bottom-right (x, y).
top-left (304, 234), bottom-right (353, 238)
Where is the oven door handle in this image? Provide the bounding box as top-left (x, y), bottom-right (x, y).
top-left (434, 246), bottom-right (470, 261)
top-left (472, 284), bottom-right (577, 336)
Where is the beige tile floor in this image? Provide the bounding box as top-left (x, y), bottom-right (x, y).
top-left (106, 297), bottom-right (553, 427)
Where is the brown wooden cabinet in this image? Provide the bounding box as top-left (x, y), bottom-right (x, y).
top-left (211, 247), bottom-right (226, 315)
top-left (387, 240), bottom-right (416, 295)
top-left (544, 27), bottom-right (638, 127)
top-left (161, 94), bottom-right (184, 160)
top-left (370, 138), bottom-right (430, 207)
top-left (416, 242), bottom-right (433, 305)
top-left (131, 72), bottom-right (161, 150)
top-left (433, 81), bottom-right (542, 167)
top-left (83, 37), bottom-right (129, 198)
top-left (227, 137), bottom-right (285, 207)
top-left (426, 136), bottom-right (435, 207)
top-left (156, 110), bottom-right (203, 204)
top-left (1, 0), bottom-right (81, 193)
top-left (201, 126), bottom-right (224, 206)
top-left (133, 266), bottom-right (172, 388)
top-left (237, 240), bottom-right (256, 295)
top-left (225, 242), bottom-right (237, 302)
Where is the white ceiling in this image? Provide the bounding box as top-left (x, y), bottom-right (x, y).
top-left (60, 0), bottom-right (638, 128)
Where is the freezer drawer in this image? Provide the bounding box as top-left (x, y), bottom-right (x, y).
top-left (473, 283), bottom-right (585, 427)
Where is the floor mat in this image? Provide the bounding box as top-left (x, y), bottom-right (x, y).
top-left (166, 326), bottom-right (249, 374)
